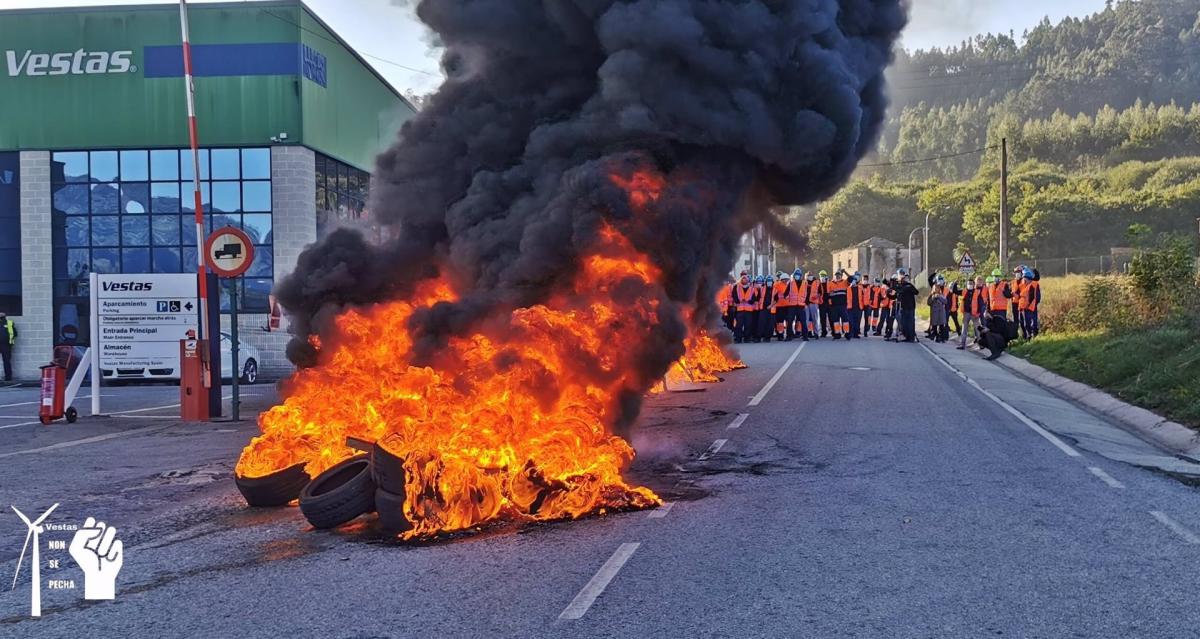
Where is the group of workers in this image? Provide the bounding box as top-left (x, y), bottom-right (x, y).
top-left (719, 268), bottom-right (921, 344)
top-left (717, 264), bottom-right (1042, 353)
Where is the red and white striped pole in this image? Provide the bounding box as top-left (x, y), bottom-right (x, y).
top-left (178, 0), bottom-right (209, 346)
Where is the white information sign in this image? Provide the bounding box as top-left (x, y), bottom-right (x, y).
top-left (95, 274), bottom-right (199, 372)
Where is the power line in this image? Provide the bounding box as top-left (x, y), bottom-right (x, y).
top-left (858, 145), bottom-right (999, 168)
top-left (260, 9), bottom-right (440, 77)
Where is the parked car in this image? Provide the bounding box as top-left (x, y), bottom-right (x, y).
top-left (99, 332), bottom-right (260, 384)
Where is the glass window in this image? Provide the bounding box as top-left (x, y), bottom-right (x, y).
top-left (151, 216), bottom-right (179, 246)
top-left (244, 278), bottom-right (272, 311)
top-left (90, 184), bottom-right (119, 214)
top-left (121, 216), bottom-right (149, 245)
top-left (91, 248), bottom-right (119, 274)
top-left (66, 249), bottom-right (89, 279)
top-left (314, 155), bottom-right (326, 189)
top-left (151, 182), bottom-right (180, 213)
top-left (53, 148), bottom-right (274, 320)
top-left (242, 181), bottom-right (271, 211)
top-left (180, 149), bottom-right (209, 181)
top-left (52, 184), bottom-right (89, 215)
top-left (120, 150), bottom-right (149, 181)
top-left (211, 148), bottom-right (240, 180)
top-left (153, 247), bottom-right (181, 273)
top-left (182, 182), bottom-right (210, 213)
top-left (316, 185), bottom-right (326, 211)
top-left (90, 151), bottom-right (118, 182)
top-left (337, 164), bottom-right (348, 192)
top-left (120, 183), bottom-right (149, 214)
top-left (242, 148), bottom-right (270, 180)
top-left (150, 149), bottom-right (179, 181)
top-left (66, 217), bottom-right (89, 247)
top-left (91, 216), bottom-right (118, 247)
top-left (122, 247), bottom-right (150, 273)
top-left (212, 181), bottom-right (240, 213)
top-left (241, 214), bottom-right (272, 244)
top-left (53, 152), bottom-right (89, 183)
top-left (248, 245), bottom-right (273, 277)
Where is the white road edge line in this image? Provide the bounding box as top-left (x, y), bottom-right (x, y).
top-left (726, 413), bottom-right (749, 430)
top-left (698, 439), bottom-right (728, 461)
top-left (1088, 466), bottom-right (1126, 489)
top-left (0, 424), bottom-right (173, 458)
top-left (1150, 511), bottom-right (1200, 544)
top-left (559, 542), bottom-right (640, 620)
top-left (647, 502), bottom-right (674, 519)
top-left (919, 344), bottom-right (1081, 458)
top-left (748, 342), bottom-right (805, 407)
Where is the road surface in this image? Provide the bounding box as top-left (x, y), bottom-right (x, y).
top-left (3, 337), bottom-right (1200, 637)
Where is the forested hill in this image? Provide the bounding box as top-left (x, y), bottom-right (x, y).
top-left (875, 0), bottom-right (1200, 181)
top-left (803, 0), bottom-right (1200, 271)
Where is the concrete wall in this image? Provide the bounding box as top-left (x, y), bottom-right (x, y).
top-left (13, 151), bottom-right (52, 380)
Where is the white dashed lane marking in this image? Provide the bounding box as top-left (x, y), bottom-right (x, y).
top-left (559, 542), bottom-right (641, 620)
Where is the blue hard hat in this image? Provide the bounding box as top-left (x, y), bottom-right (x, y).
top-left (755, 275), bottom-right (765, 283)
top-left (793, 268), bottom-right (803, 276)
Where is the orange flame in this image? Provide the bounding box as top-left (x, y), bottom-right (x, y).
top-left (236, 166), bottom-right (745, 538)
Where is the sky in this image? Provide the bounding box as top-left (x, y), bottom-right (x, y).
top-left (5, 0), bottom-right (1114, 95)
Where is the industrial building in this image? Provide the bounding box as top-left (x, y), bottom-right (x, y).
top-left (0, 1), bottom-right (417, 380)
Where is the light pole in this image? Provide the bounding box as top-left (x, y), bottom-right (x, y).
top-left (907, 226), bottom-right (922, 273)
top-left (923, 211), bottom-right (931, 277)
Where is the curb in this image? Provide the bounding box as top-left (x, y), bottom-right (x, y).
top-left (996, 353), bottom-right (1200, 459)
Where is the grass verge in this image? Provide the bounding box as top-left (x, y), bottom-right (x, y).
top-left (1009, 325), bottom-right (1200, 428)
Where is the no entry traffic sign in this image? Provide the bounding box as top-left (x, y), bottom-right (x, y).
top-left (205, 226), bottom-right (255, 278)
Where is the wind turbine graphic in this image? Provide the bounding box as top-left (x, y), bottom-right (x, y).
top-left (11, 503), bottom-right (59, 617)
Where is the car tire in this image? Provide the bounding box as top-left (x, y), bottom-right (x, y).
top-left (241, 359), bottom-right (259, 385)
top-left (235, 462), bottom-right (310, 507)
top-left (299, 455), bottom-right (376, 529)
top-left (375, 488), bottom-right (413, 533)
top-left (371, 440), bottom-right (407, 494)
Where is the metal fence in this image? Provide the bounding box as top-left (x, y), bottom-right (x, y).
top-left (1027, 255), bottom-right (1133, 278)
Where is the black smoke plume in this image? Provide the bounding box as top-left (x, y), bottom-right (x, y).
top-left (277, 0), bottom-right (907, 383)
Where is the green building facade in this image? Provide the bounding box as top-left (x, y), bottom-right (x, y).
top-left (0, 1), bottom-right (417, 380)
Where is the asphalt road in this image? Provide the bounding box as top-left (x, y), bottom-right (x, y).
top-left (3, 336), bottom-right (1200, 637)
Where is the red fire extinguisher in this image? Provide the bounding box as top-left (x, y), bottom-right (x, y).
top-left (38, 363), bottom-right (77, 425)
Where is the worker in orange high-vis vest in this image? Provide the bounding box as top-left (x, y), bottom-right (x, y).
top-left (860, 276), bottom-right (877, 338)
top-left (730, 272), bottom-right (758, 344)
top-left (987, 268), bottom-right (1013, 320)
top-left (790, 269), bottom-right (807, 340)
top-left (825, 270), bottom-right (850, 340)
top-left (1021, 267), bottom-right (1041, 339)
top-left (756, 275), bottom-right (776, 343)
top-left (946, 279), bottom-right (961, 336)
top-left (802, 271), bottom-right (820, 340)
top-left (845, 272), bottom-right (865, 339)
top-left (817, 270), bottom-right (831, 337)
top-left (874, 277), bottom-right (896, 338)
top-left (1011, 266), bottom-right (1027, 331)
top-left (718, 279), bottom-right (734, 331)
top-left (773, 271), bottom-right (803, 342)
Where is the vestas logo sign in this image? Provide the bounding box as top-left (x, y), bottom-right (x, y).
top-left (5, 49), bottom-right (137, 77)
top-left (101, 282), bottom-right (153, 292)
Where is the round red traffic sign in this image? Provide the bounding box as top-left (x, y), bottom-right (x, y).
top-left (205, 226), bottom-right (256, 278)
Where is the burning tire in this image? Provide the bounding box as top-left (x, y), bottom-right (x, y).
top-left (374, 488), bottom-right (413, 534)
top-left (235, 462), bottom-right (310, 507)
top-left (371, 438), bottom-right (407, 494)
top-left (299, 455), bottom-right (376, 529)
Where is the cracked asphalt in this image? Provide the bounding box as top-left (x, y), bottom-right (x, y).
top-left (3, 337), bottom-right (1200, 637)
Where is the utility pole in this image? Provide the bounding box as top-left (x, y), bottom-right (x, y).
top-left (999, 137), bottom-right (1009, 271)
